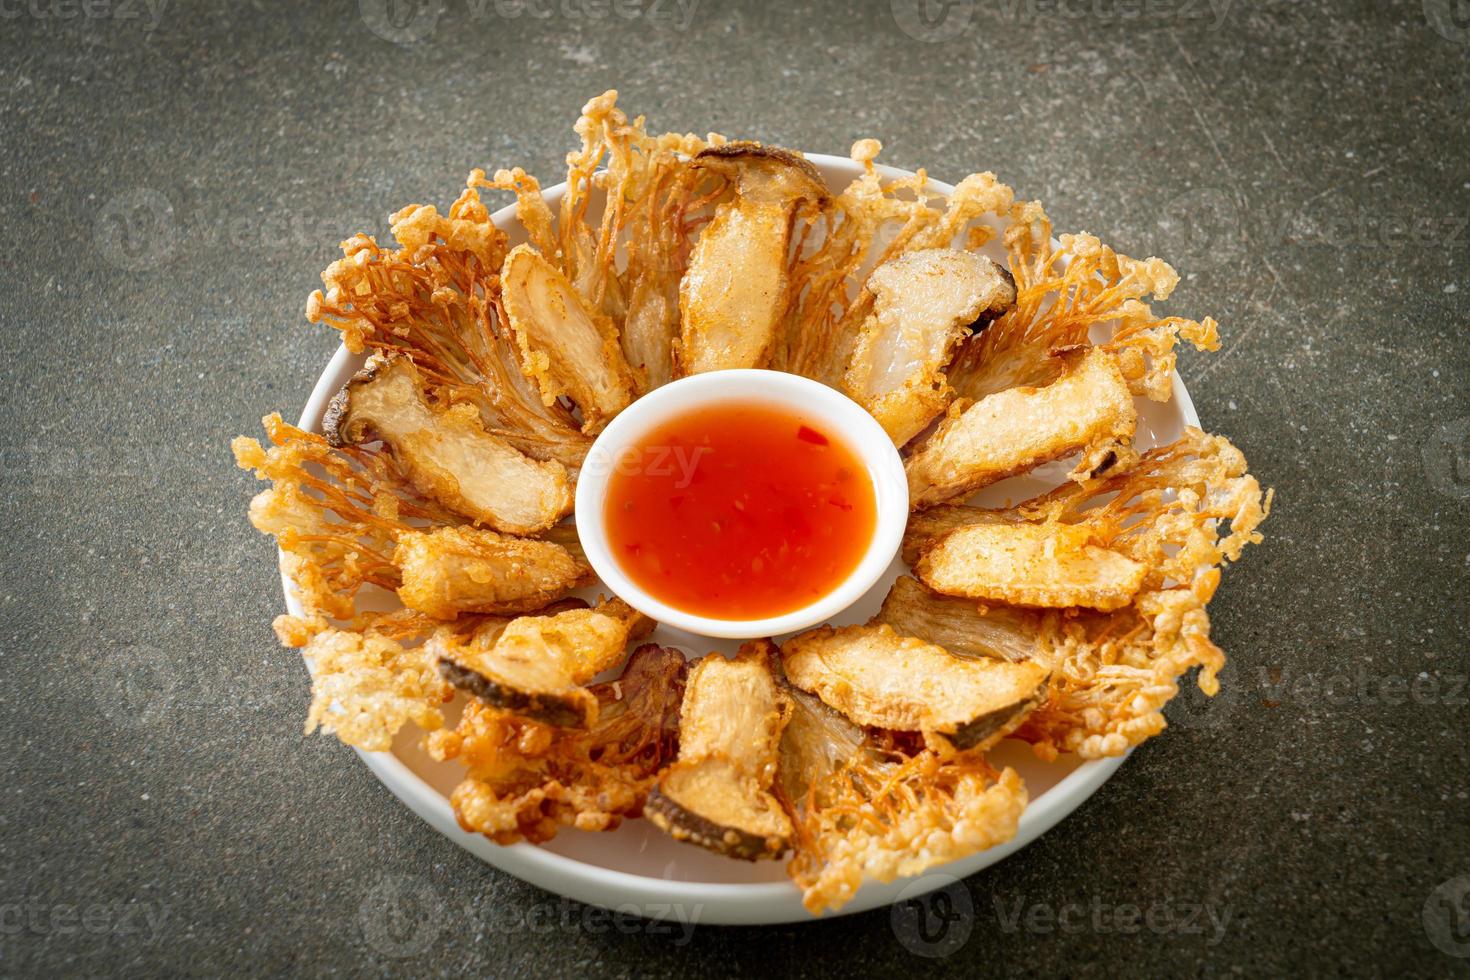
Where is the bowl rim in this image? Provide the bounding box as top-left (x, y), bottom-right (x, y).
top-left (282, 151), bottom-right (1200, 924)
top-left (572, 368), bottom-right (910, 638)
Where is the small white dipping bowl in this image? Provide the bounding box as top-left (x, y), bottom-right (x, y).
top-left (574, 369), bottom-right (909, 639)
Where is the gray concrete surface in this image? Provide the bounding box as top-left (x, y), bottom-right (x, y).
top-left (2, 0), bottom-right (1467, 975)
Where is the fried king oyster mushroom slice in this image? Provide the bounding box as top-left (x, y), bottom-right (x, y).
top-left (393, 525), bottom-right (591, 619)
top-left (915, 521), bottom-right (1147, 612)
top-left (901, 504), bottom-right (1006, 565)
top-left (499, 244), bottom-right (637, 433)
top-left (906, 426), bottom-right (1268, 614)
top-left (843, 249), bottom-right (1017, 447)
top-left (324, 354), bottom-right (573, 534)
top-left (431, 597), bottom-right (653, 728)
top-left (645, 641), bottom-right (794, 860)
top-left (677, 143), bottom-right (831, 375)
top-left (874, 576), bottom-right (1041, 663)
top-left (904, 346), bottom-right (1137, 509)
top-left (781, 623), bottom-right (1049, 751)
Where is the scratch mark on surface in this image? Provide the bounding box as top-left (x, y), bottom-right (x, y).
top-left (1260, 130), bottom-right (1287, 172)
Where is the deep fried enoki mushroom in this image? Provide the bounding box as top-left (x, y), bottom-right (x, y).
top-left (430, 597), bottom-right (654, 728)
top-left (428, 643), bottom-right (687, 844)
top-left (307, 189), bottom-right (592, 470)
top-left (616, 155), bottom-right (722, 392)
top-left (301, 621), bottom-right (452, 752)
top-left (476, 93), bottom-right (722, 393)
top-left (775, 142), bottom-right (1015, 386)
top-left (842, 248), bottom-right (1016, 446)
top-left (646, 641), bottom-right (794, 860)
top-left (676, 142), bottom-right (830, 375)
top-left (235, 413), bottom-right (589, 625)
top-left (551, 91), bottom-right (722, 392)
top-left (498, 244), bottom-right (637, 433)
top-left (233, 413), bottom-right (458, 621)
top-left (946, 203), bottom-right (1219, 402)
top-left (909, 427), bottom-right (1270, 602)
top-left (325, 354), bottom-right (573, 534)
top-left (901, 505), bottom-right (1005, 565)
top-left (904, 346), bottom-right (1138, 510)
top-left (781, 624), bottom-right (1049, 751)
top-left (777, 683), bottom-right (1027, 914)
top-left (900, 429), bottom-right (1270, 758)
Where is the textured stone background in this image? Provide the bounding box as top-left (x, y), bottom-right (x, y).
top-left (2, 0), bottom-right (1467, 974)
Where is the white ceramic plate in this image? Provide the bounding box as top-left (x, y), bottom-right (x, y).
top-left (284, 155), bottom-right (1200, 925)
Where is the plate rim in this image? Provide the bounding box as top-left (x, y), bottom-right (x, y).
top-left (281, 153), bottom-right (1200, 925)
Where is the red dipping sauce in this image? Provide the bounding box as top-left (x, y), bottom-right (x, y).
top-left (603, 401), bottom-right (877, 620)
